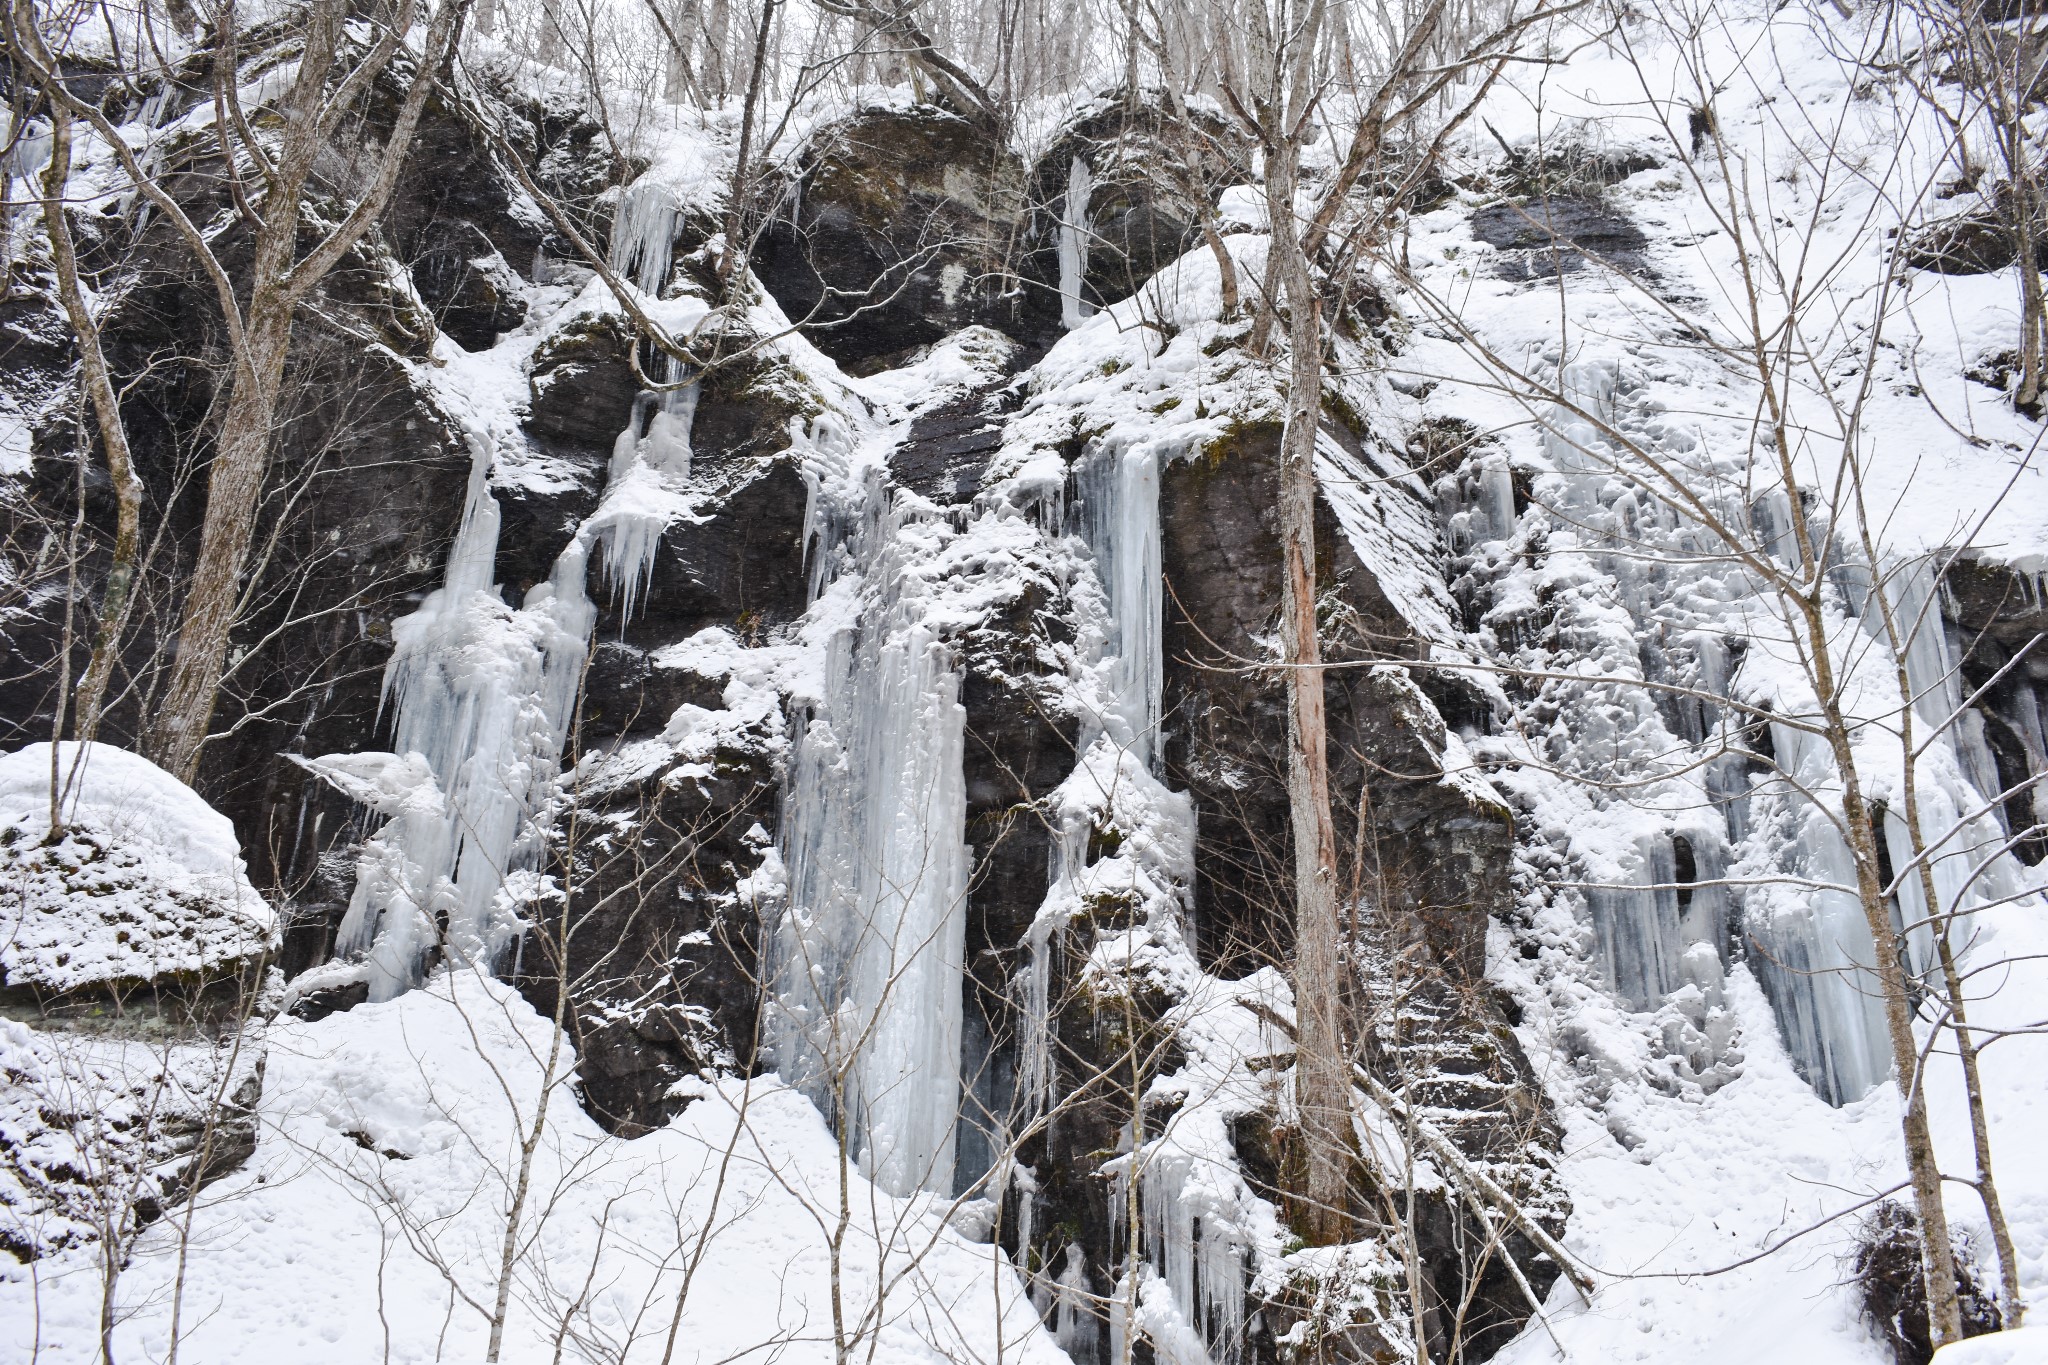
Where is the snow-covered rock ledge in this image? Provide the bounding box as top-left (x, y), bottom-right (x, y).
top-left (0, 742), bottom-right (278, 1020)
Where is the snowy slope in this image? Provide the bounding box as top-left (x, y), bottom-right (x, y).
top-left (0, 970), bottom-right (1059, 1365)
top-left (1396, 4), bottom-right (2048, 1360)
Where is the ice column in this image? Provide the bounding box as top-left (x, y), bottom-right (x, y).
top-left (1055, 1245), bottom-right (1101, 1365)
top-left (1588, 831), bottom-right (1730, 1012)
top-left (1075, 442), bottom-right (1164, 765)
top-left (1588, 836), bottom-right (1687, 1012)
top-left (771, 464), bottom-right (971, 1197)
top-left (1746, 720), bottom-right (1893, 1104)
top-left (1059, 156), bottom-right (1095, 332)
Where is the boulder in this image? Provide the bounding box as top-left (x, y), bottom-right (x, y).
top-left (1023, 92), bottom-right (1252, 324)
top-left (752, 106), bottom-right (1031, 368)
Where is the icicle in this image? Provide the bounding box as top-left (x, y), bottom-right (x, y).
top-left (595, 364), bottom-right (700, 621)
top-left (1059, 156), bottom-right (1095, 332)
top-left (769, 468), bottom-right (971, 1197)
top-left (1873, 556), bottom-right (1961, 731)
top-left (1588, 835), bottom-right (1686, 1012)
top-left (322, 172), bottom-right (713, 1000)
top-left (1055, 1245), bottom-right (1101, 1365)
top-left (1109, 1136), bottom-right (1248, 1364)
top-left (608, 177), bottom-right (683, 295)
top-left (1743, 720), bottom-right (1893, 1105)
top-left (1074, 442), bottom-right (1164, 764)
top-left (1749, 488), bottom-right (1799, 568)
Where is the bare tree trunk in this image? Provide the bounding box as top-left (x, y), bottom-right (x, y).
top-left (1767, 461), bottom-right (1965, 1342)
top-left (2009, 173), bottom-right (2046, 413)
top-left (1861, 554), bottom-right (2026, 1328)
top-left (1830, 725), bottom-right (1963, 1343)
top-left (705, 0), bottom-right (731, 99)
top-left (1913, 797), bottom-right (2024, 1327)
top-left (148, 307), bottom-right (290, 778)
top-left (716, 0), bottom-right (780, 290)
top-left (128, 0), bottom-right (468, 781)
top-left (40, 110), bottom-right (143, 751)
top-left (1265, 113), bottom-right (1351, 1249)
top-left (1700, 76), bottom-right (1969, 1322)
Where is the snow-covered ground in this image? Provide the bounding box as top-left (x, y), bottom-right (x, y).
top-left (2, 972), bottom-right (1059, 1365)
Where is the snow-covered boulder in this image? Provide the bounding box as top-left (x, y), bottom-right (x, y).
top-left (1931, 1328), bottom-right (2048, 1365)
top-left (0, 742), bottom-right (277, 1000)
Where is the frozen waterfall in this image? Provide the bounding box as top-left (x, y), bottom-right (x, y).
top-left (331, 441), bottom-right (598, 1001)
top-left (769, 449), bottom-right (971, 1198)
top-left (323, 172), bottom-right (700, 1000)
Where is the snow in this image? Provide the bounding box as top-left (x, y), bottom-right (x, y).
top-left (0, 743), bottom-right (275, 993)
top-left (1934, 1327), bottom-right (2048, 1364)
top-left (0, 971), bottom-right (1064, 1365)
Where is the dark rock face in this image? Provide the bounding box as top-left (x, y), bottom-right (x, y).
top-left (1905, 209), bottom-right (2027, 276)
top-left (956, 570), bottom-right (1084, 1180)
top-left (408, 218), bottom-right (529, 349)
top-left (509, 321), bottom-right (822, 1132)
top-left (994, 417), bottom-right (1560, 1365)
top-left (527, 726), bottom-right (781, 1138)
top-left (0, 269), bottom-right (473, 979)
top-left (1471, 196), bottom-right (1649, 281)
top-left (3, 46), bottom-right (1566, 1358)
top-left (1946, 557), bottom-right (2048, 864)
top-left (1022, 93), bottom-right (1251, 320)
top-left (528, 311), bottom-right (643, 449)
top-left (1364, 969), bottom-right (1566, 1362)
top-left (890, 386), bottom-right (1017, 504)
top-left (1157, 422), bottom-right (1510, 982)
top-left (1903, 178), bottom-right (2048, 277)
top-left (752, 107), bottom-right (1033, 367)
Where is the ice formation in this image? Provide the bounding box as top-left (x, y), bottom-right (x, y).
top-left (323, 173), bottom-right (704, 1001)
top-left (1073, 439), bottom-right (1164, 764)
top-left (1058, 155), bottom-right (1095, 332)
top-left (769, 439), bottom-right (971, 1198)
top-left (1110, 1139), bottom-right (1249, 1365)
top-left (1459, 339), bottom-right (2041, 1109)
top-left (597, 371), bottom-right (700, 620)
top-left (331, 442), bottom-right (598, 1001)
top-left (608, 175), bottom-right (684, 295)
top-left (1743, 718), bottom-right (1893, 1106)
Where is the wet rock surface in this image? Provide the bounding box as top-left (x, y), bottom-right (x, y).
top-left (1471, 195), bottom-right (1650, 281)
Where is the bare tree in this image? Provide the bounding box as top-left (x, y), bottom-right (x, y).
top-left (1904, 0), bottom-right (2048, 412)
top-left (6, 0), bottom-right (470, 781)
